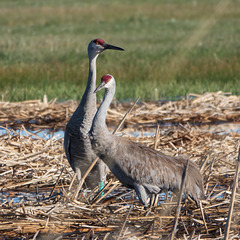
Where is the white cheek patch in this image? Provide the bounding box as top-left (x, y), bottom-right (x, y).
top-left (104, 79), bottom-right (114, 88)
top-left (104, 81), bottom-right (110, 87)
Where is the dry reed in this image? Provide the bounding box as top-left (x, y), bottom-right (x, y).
top-left (0, 91), bottom-right (239, 130)
top-left (0, 92), bottom-right (239, 239)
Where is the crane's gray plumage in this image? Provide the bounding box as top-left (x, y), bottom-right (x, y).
top-left (90, 74), bottom-right (204, 207)
top-left (64, 39), bottom-right (124, 189)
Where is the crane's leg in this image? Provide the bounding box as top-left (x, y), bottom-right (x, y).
top-left (98, 160), bottom-right (108, 190)
top-left (98, 160), bottom-right (109, 196)
top-left (76, 167), bottom-right (81, 182)
top-left (133, 183), bottom-right (148, 208)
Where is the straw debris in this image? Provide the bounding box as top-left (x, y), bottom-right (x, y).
top-left (0, 91), bottom-right (239, 130)
top-left (0, 92), bottom-right (239, 239)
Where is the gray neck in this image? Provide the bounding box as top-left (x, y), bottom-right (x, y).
top-left (79, 54), bottom-right (98, 113)
top-left (92, 83), bottom-right (116, 133)
top-left (67, 52), bottom-right (99, 134)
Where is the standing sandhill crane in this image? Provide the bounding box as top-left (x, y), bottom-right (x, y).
top-left (90, 74), bottom-right (204, 207)
top-left (64, 39), bottom-right (124, 189)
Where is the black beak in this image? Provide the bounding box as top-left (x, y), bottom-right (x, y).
top-left (104, 43), bottom-right (124, 51)
top-left (94, 82), bottom-right (106, 93)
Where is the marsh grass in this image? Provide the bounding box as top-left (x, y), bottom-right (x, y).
top-left (0, 0), bottom-right (239, 101)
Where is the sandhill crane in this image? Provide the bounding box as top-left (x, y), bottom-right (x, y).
top-left (90, 74), bottom-right (204, 207)
top-left (64, 39), bottom-right (124, 189)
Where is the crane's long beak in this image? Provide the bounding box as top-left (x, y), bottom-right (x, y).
top-left (104, 43), bottom-right (124, 51)
top-left (94, 82), bottom-right (106, 93)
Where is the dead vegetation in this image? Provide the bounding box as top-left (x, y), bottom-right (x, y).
top-left (0, 91), bottom-right (239, 130)
top-left (0, 91), bottom-right (240, 239)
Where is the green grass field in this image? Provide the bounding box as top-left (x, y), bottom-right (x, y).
top-left (0, 0), bottom-right (239, 101)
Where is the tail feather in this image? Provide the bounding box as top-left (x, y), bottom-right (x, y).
top-left (176, 156), bottom-right (205, 203)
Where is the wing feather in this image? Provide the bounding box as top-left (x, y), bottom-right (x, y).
top-left (107, 136), bottom-right (204, 201)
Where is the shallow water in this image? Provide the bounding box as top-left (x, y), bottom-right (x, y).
top-left (0, 190), bottom-right (51, 204)
top-left (0, 128), bottom-right (64, 139)
top-left (126, 122), bottom-right (240, 137)
top-left (200, 122), bottom-right (240, 135)
top-left (0, 122), bottom-right (240, 139)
